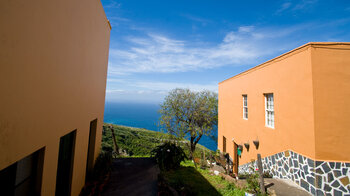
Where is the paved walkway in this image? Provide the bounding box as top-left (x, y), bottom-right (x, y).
top-left (102, 158), bottom-right (159, 196)
top-left (265, 178), bottom-right (311, 196)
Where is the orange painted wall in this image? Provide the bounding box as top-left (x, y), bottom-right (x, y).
top-left (0, 0), bottom-right (110, 195)
top-left (311, 44), bottom-right (350, 162)
top-left (218, 44), bottom-right (316, 165)
top-left (218, 43), bottom-right (350, 166)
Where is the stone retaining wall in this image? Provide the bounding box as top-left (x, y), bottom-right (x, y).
top-left (238, 150), bottom-right (350, 195)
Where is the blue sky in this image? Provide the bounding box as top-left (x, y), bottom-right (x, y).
top-left (101, 0), bottom-right (350, 103)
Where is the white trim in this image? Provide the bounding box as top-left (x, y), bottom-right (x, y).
top-left (242, 95), bottom-right (248, 120)
top-left (264, 93), bottom-right (274, 129)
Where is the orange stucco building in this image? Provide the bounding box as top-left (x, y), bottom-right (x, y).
top-left (218, 43), bottom-right (350, 195)
top-left (0, 0), bottom-right (110, 195)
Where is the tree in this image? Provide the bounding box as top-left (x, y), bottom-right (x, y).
top-left (159, 88), bottom-right (218, 160)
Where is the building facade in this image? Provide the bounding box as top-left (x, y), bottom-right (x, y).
top-left (218, 43), bottom-right (350, 195)
top-left (0, 0), bottom-right (110, 195)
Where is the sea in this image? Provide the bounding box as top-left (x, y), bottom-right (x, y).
top-left (104, 102), bottom-right (218, 151)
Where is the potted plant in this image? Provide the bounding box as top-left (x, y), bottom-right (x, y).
top-left (253, 140), bottom-right (259, 149)
top-left (244, 142), bottom-right (250, 151)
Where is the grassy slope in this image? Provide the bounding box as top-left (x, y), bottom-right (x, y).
top-left (102, 123), bottom-right (213, 157)
top-left (162, 161), bottom-right (245, 196)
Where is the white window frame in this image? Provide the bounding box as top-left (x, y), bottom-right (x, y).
top-left (264, 93), bottom-right (274, 128)
top-left (242, 95), bottom-right (248, 120)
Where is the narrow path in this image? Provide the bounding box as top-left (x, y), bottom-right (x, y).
top-left (265, 178), bottom-right (312, 196)
top-left (102, 158), bottom-right (159, 196)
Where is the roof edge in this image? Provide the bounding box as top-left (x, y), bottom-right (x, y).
top-left (219, 42), bottom-right (350, 84)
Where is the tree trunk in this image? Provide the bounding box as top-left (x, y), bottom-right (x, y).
top-left (189, 136), bottom-right (195, 159)
top-left (190, 143), bottom-right (197, 158)
top-left (190, 142), bottom-right (197, 168)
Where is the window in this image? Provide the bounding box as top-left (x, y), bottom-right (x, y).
top-left (265, 93), bottom-right (274, 128)
top-left (86, 119), bottom-right (97, 182)
top-left (242, 95), bottom-right (248, 119)
top-left (0, 148), bottom-right (45, 196)
top-left (56, 130), bottom-right (76, 196)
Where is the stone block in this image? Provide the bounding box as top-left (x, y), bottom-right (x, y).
top-left (294, 160), bottom-right (299, 168)
top-left (308, 159), bottom-right (314, 168)
top-left (334, 170), bottom-right (342, 177)
top-left (316, 175), bottom-right (323, 188)
top-left (300, 179), bottom-right (309, 191)
top-left (310, 186), bottom-right (315, 195)
top-left (322, 163), bottom-right (331, 173)
top-left (316, 168), bottom-right (324, 174)
top-left (340, 176), bottom-right (350, 186)
top-left (340, 185), bottom-right (347, 193)
top-left (316, 161), bottom-right (323, 167)
top-left (303, 165), bottom-right (309, 175)
top-left (316, 189), bottom-right (325, 196)
top-left (331, 180), bottom-right (340, 188)
top-left (333, 189), bottom-right (342, 196)
top-left (336, 162), bottom-right (341, 169)
top-left (307, 176), bottom-right (315, 186)
top-left (285, 150), bottom-right (290, 157)
top-left (328, 172), bottom-right (334, 183)
top-left (299, 155), bottom-right (303, 163)
top-left (324, 183), bottom-right (332, 192)
top-left (329, 162), bottom-right (335, 169)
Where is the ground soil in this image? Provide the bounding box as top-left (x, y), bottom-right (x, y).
top-left (102, 158), bottom-right (159, 196)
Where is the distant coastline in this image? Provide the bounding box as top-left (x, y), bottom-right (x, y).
top-left (104, 101), bottom-right (218, 151)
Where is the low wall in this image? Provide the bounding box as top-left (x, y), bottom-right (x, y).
top-left (239, 150), bottom-right (350, 195)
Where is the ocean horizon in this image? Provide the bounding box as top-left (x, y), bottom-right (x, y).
top-left (103, 102), bottom-right (218, 151)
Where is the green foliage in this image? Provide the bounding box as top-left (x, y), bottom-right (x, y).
top-left (159, 88), bottom-right (218, 157)
top-left (101, 123), bottom-right (213, 158)
top-left (246, 172), bottom-right (260, 194)
top-left (245, 162), bottom-right (262, 194)
top-left (263, 171), bottom-right (273, 178)
top-left (102, 124), bottom-right (169, 156)
top-left (162, 161), bottom-right (245, 196)
top-left (151, 142), bottom-right (187, 170)
top-left (81, 151), bottom-right (113, 196)
top-left (91, 151), bottom-right (113, 180)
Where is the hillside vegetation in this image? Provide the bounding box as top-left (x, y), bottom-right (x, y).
top-left (102, 123), bottom-right (213, 158)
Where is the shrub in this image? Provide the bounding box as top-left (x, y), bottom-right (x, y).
top-left (246, 171), bottom-right (260, 194)
top-left (81, 151), bottom-right (113, 196)
top-left (245, 161), bottom-right (261, 194)
top-left (90, 151), bottom-right (113, 180)
top-left (151, 142), bottom-right (187, 170)
top-left (263, 171), bottom-right (273, 178)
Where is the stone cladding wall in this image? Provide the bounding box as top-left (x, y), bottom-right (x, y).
top-left (238, 150), bottom-right (350, 196)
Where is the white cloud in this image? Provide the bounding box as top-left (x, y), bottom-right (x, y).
top-left (104, 1), bottom-right (121, 9)
top-left (107, 79), bottom-right (217, 92)
top-left (107, 26), bottom-right (292, 75)
top-left (276, 0), bottom-right (318, 14)
top-left (238, 26), bottom-right (254, 33)
top-left (131, 81), bottom-right (217, 92)
top-left (180, 14), bottom-right (212, 26)
top-left (276, 2), bottom-right (292, 13)
top-left (105, 89), bottom-right (125, 93)
top-left (293, 0), bottom-right (318, 10)
top-left (106, 80), bottom-right (217, 103)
